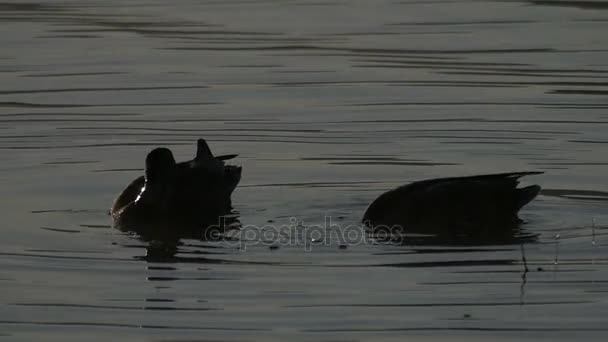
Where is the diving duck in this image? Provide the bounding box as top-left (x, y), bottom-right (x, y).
top-left (362, 172), bottom-right (542, 240)
top-left (111, 139), bottom-right (241, 232)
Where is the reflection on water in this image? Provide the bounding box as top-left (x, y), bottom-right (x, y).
top-left (2, 0), bottom-right (608, 341)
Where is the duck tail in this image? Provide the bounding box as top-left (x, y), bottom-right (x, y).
top-left (516, 185), bottom-right (541, 211)
top-left (196, 139), bottom-right (215, 161)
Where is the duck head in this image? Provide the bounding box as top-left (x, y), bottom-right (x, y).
top-left (137, 147), bottom-right (178, 207)
top-left (145, 147), bottom-right (177, 182)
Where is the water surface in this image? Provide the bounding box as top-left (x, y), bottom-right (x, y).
top-left (2, 0), bottom-right (608, 341)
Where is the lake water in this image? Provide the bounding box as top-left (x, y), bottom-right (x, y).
top-left (2, 0), bottom-right (608, 340)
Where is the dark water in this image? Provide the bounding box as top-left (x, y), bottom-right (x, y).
top-left (2, 0), bottom-right (608, 341)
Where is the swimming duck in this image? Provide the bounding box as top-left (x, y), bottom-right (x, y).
top-left (362, 172), bottom-right (542, 240)
top-left (111, 139), bottom-right (242, 232)
top-left (111, 139), bottom-right (240, 217)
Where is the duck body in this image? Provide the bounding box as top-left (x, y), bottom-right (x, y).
top-left (362, 172), bottom-right (542, 239)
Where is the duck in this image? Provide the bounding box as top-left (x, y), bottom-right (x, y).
top-left (111, 139), bottom-right (240, 216)
top-left (362, 172), bottom-right (543, 241)
top-left (111, 139), bottom-right (242, 232)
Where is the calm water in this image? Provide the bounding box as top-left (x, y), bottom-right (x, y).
top-left (2, 0), bottom-right (608, 340)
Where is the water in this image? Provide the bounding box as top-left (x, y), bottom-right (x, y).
top-left (2, 0), bottom-right (608, 340)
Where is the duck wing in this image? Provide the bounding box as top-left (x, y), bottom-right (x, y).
top-left (416, 171), bottom-right (542, 210)
top-left (403, 171), bottom-right (543, 192)
top-left (216, 154), bottom-right (238, 161)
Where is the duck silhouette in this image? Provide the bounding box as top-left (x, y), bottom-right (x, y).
top-left (111, 139), bottom-right (241, 237)
top-left (362, 172), bottom-right (542, 243)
